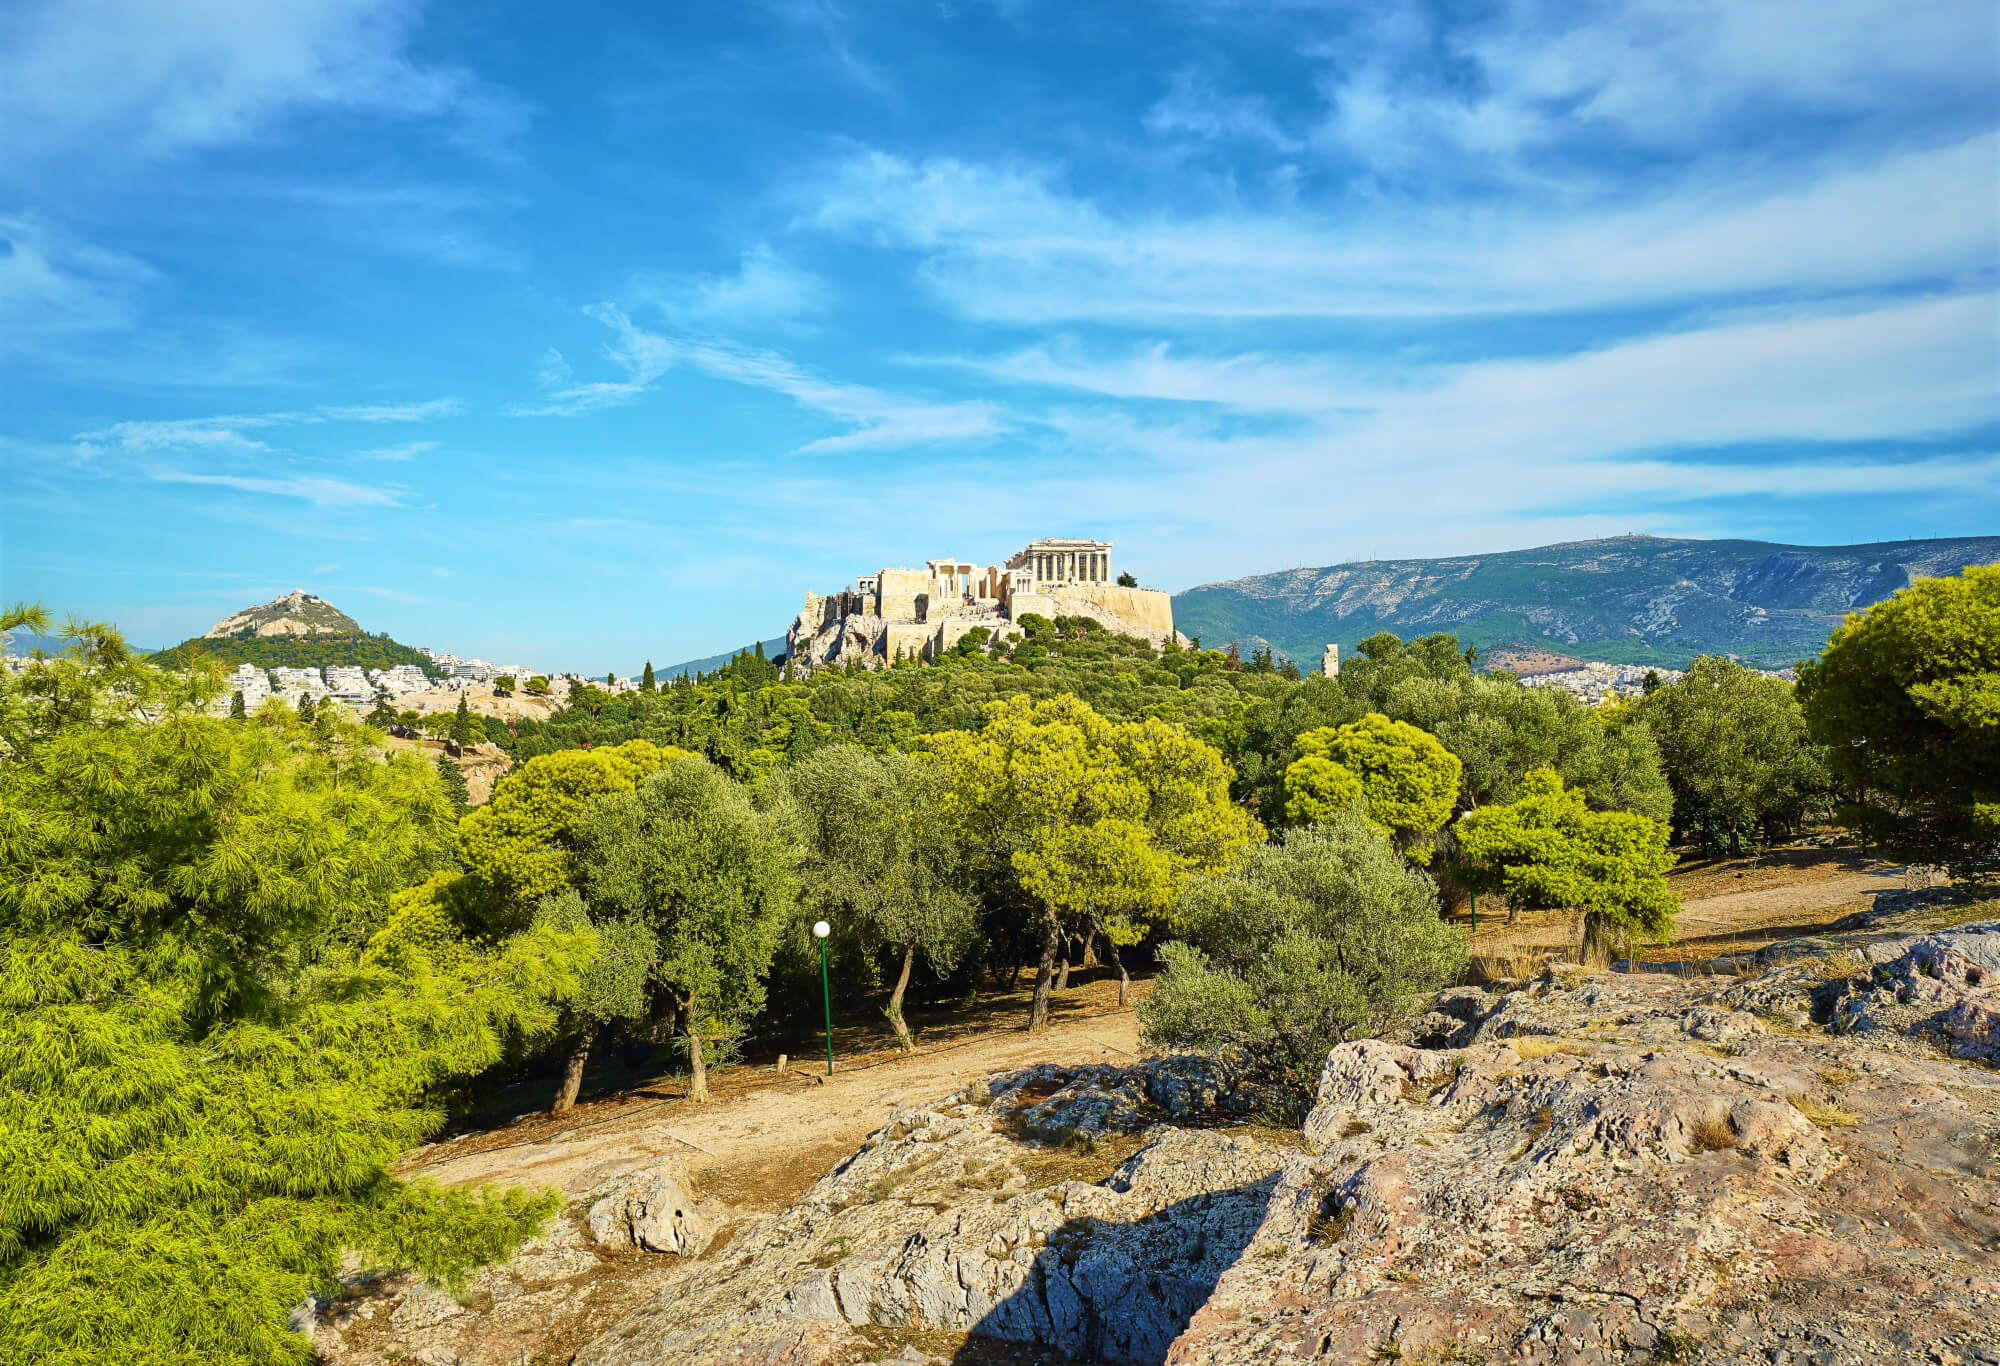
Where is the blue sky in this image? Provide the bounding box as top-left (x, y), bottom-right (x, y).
top-left (3, 0), bottom-right (1996, 672)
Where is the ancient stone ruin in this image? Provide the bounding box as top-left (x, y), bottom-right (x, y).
top-left (786, 538), bottom-right (1180, 672)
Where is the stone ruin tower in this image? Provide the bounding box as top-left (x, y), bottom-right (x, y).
top-left (1321, 643), bottom-right (1340, 677)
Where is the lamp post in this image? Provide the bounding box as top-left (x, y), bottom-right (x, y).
top-left (813, 920), bottom-right (834, 1077)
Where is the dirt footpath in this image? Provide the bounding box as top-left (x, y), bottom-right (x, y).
top-left (412, 982), bottom-right (1144, 1214)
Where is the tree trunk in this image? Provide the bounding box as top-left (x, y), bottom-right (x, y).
top-left (1080, 933), bottom-right (1099, 969)
top-left (552, 1029), bottom-right (592, 1115)
top-left (1105, 938), bottom-right (1130, 1007)
top-left (886, 943), bottom-right (917, 1052)
top-left (1056, 949), bottom-right (1071, 992)
top-left (1027, 915), bottom-right (1061, 1033)
top-left (684, 997), bottom-right (710, 1102)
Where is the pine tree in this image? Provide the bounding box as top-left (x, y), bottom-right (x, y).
top-left (437, 753), bottom-right (471, 815)
top-left (229, 689), bottom-right (246, 719)
top-left (0, 612), bottom-right (590, 1360)
top-left (641, 660), bottom-right (656, 693)
top-left (451, 693), bottom-right (480, 749)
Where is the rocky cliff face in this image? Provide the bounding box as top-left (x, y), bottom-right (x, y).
top-left (1173, 534), bottom-right (2000, 668)
top-left (204, 589), bottom-right (361, 638)
top-left (316, 901), bottom-right (2000, 1366)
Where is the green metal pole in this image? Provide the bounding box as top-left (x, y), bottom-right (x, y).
top-left (1471, 890), bottom-right (1478, 933)
top-left (820, 936), bottom-right (835, 1077)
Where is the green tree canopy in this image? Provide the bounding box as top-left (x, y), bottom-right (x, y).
top-left (457, 739), bottom-right (682, 918)
top-left (1139, 807), bottom-right (1466, 1089)
top-left (765, 745), bottom-right (976, 1049)
top-left (1284, 713), bottom-right (1462, 860)
top-left (1797, 566), bottom-right (2000, 884)
top-left (1635, 655), bottom-right (1829, 853)
top-left (0, 611), bottom-right (589, 1363)
top-left (573, 756), bottom-right (793, 1100)
top-left (922, 693), bottom-right (1261, 1030)
top-left (1454, 767), bottom-right (1678, 958)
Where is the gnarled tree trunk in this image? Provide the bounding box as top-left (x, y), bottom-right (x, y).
top-left (683, 996), bottom-right (710, 1102)
top-left (1027, 914), bottom-right (1061, 1033)
top-left (885, 943), bottom-right (917, 1052)
top-left (552, 1028), bottom-right (592, 1115)
top-left (1105, 937), bottom-right (1130, 1007)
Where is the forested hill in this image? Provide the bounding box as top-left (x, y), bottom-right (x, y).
top-left (659, 636), bottom-right (787, 679)
top-left (148, 631), bottom-right (435, 674)
top-left (1173, 535), bottom-right (2000, 669)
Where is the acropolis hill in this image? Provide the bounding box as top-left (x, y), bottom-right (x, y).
top-left (785, 538), bottom-right (1180, 672)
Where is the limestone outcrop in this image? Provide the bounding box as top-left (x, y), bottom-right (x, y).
top-left (317, 909), bottom-right (2000, 1366)
top-left (571, 924), bottom-right (1998, 1365)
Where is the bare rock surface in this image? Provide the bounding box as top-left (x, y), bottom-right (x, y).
top-left (573, 1062), bottom-right (1285, 1366)
top-left (315, 914), bottom-right (2000, 1365)
top-left (1173, 948), bottom-right (2000, 1365)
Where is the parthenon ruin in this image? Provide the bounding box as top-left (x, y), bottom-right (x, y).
top-left (785, 537), bottom-right (1178, 672)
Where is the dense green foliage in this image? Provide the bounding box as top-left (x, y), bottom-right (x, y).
top-left (1798, 566), bottom-right (2000, 884)
top-left (1284, 713), bottom-right (1462, 860)
top-left (923, 693), bottom-right (1262, 1028)
top-left (0, 610), bottom-right (589, 1364)
top-left (1454, 768), bottom-right (1678, 957)
top-left (765, 747), bottom-right (977, 1049)
top-left (148, 630), bottom-right (435, 676)
top-left (573, 757), bottom-right (794, 1100)
top-left (1139, 808), bottom-right (1466, 1085)
top-left (488, 627), bottom-right (1671, 836)
top-left (457, 740), bottom-right (683, 914)
top-left (1634, 656), bottom-right (1830, 853)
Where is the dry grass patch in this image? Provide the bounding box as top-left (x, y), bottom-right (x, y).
top-left (1008, 1129), bottom-right (1150, 1190)
top-left (1789, 1095), bottom-right (1860, 1128)
top-left (1689, 1113), bottom-right (1738, 1152)
top-left (1815, 1067), bottom-right (1861, 1090)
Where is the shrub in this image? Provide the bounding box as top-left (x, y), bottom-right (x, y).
top-left (1139, 807), bottom-right (1466, 1087)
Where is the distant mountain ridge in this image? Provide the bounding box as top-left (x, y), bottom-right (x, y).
top-left (659, 637), bottom-right (788, 680)
top-left (1173, 534), bottom-right (2000, 669)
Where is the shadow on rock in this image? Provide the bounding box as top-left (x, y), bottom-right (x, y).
top-left (952, 1173), bottom-right (1280, 1366)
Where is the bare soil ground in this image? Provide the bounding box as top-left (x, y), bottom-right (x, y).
top-left (1453, 843), bottom-right (1926, 971)
top-left (410, 973), bottom-right (1147, 1213)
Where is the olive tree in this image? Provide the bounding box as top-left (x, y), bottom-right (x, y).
top-left (574, 756), bottom-right (792, 1101)
top-left (1139, 807), bottom-right (1466, 1087)
top-left (765, 745), bottom-right (976, 1050)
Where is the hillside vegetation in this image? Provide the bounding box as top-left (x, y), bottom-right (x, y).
top-left (1174, 533), bottom-right (2000, 669)
top-left (149, 631), bottom-right (436, 675)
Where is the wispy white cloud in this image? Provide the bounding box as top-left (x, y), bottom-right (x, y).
top-left (150, 471), bottom-right (406, 507)
top-left (319, 398), bottom-right (464, 422)
top-left (517, 305), bottom-right (1009, 451)
top-left (354, 439), bottom-right (440, 461)
top-left (1144, 68), bottom-right (1302, 153)
top-left (633, 245), bottom-right (830, 328)
top-left (75, 399), bottom-right (463, 458)
top-left (806, 132), bottom-right (1997, 322)
top-left (1, 0), bottom-right (528, 171)
top-left (1306, 0), bottom-right (1998, 177)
